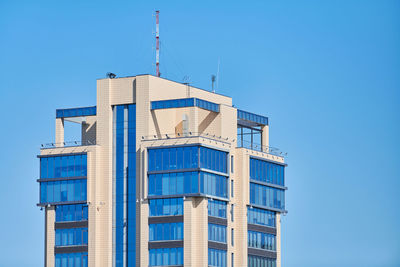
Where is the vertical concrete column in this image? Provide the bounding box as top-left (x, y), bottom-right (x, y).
top-left (235, 150), bottom-right (249, 267)
top-left (261, 125), bottom-right (269, 151)
top-left (95, 78), bottom-right (113, 267)
top-left (140, 202), bottom-right (149, 267)
top-left (184, 198), bottom-right (207, 266)
top-left (45, 206), bottom-right (56, 267)
top-left (55, 118), bottom-right (64, 147)
top-left (276, 213), bottom-right (281, 267)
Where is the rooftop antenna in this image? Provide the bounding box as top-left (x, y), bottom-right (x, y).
top-left (155, 10), bottom-right (160, 77)
top-left (211, 75), bottom-right (216, 93)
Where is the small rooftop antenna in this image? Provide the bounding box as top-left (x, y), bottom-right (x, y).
top-left (155, 10), bottom-right (160, 77)
top-left (211, 75), bottom-right (216, 93)
top-left (183, 76), bottom-right (191, 97)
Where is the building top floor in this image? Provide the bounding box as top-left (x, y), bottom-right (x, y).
top-left (42, 74), bottom-right (285, 162)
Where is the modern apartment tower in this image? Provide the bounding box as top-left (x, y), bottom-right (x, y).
top-left (37, 74), bottom-right (287, 267)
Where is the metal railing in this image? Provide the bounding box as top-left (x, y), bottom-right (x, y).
top-left (40, 140), bottom-right (96, 149)
top-left (141, 132), bottom-right (287, 157)
top-left (141, 132), bottom-right (233, 145)
top-left (237, 140), bottom-right (287, 158)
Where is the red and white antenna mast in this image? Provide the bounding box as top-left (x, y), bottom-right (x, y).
top-left (155, 10), bottom-right (160, 77)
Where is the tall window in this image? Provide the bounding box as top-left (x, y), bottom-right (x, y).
top-left (40, 154), bottom-right (87, 179)
top-left (149, 248), bottom-right (183, 266)
top-left (231, 204), bottom-right (234, 222)
top-left (231, 228), bottom-right (234, 246)
top-left (208, 248), bottom-right (227, 267)
top-left (149, 223), bottom-right (183, 241)
top-left (208, 199), bottom-right (227, 218)
top-left (247, 207), bottom-right (276, 227)
top-left (149, 198), bottom-right (183, 217)
top-left (208, 223), bottom-right (227, 243)
top-left (56, 204), bottom-right (88, 222)
top-left (248, 230), bottom-right (276, 251)
top-left (250, 157), bottom-right (285, 186)
top-left (249, 183), bottom-right (285, 210)
top-left (231, 180), bottom-right (234, 198)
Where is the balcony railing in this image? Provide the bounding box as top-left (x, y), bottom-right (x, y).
top-left (40, 140), bottom-right (96, 149)
top-left (237, 140), bottom-right (287, 158)
top-left (141, 132), bottom-right (233, 145)
top-left (141, 133), bottom-right (286, 157)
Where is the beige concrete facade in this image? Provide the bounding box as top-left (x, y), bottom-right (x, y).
top-left (39, 74), bottom-right (286, 267)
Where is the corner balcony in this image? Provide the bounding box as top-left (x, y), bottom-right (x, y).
top-left (41, 140), bottom-right (96, 149)
top-left (141, 132), bottom-right (234, 151)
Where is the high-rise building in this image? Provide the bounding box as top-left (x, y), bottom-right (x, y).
top-left (37, 74), bottom-right (287, 267)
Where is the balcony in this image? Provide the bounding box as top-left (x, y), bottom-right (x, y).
top-left (237, 140), bottom-right (287, 158)
top-left (40, 140), bottom-right (96, 149)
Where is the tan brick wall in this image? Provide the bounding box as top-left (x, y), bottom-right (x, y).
top-left (276, 213), bottom-right (281, 267)
top-left (55, 118), bottom-right (64, 147)
top-left (45, 206), bottom-right (55, 267)
top-left (184, 197), bottom-right (208, 267)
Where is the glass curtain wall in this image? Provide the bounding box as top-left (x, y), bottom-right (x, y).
top-left (113, 104), bottom-right (136, 267)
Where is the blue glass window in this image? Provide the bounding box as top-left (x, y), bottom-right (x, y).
top-left (250, 158), bottom-right (285, 186)
top-left (208, 248), bottom-right (226, 267)
top-left (56, 106), bottom-right (96, 118)
top-left (148, 171), bottom-right (198, 196)
top-left (55, 228), bottom-right (88, 246)
top-left (40, 179), bottom-right (87, 204)
top-left (199, 147), bottom-right (227, 173)
top-left (248, 230), bottom-right (276, 251)
top-left (248, 255), bottom-right (276, 267)
top-left (56, 204), bottom-right (88, 222)
top-left (149, 198), bottom-right (183, 217)
top-left (208, 199), bottom-right (227, 218)
top-left (40, 154), bottom-right (87, 179)
top-left (149, 171), bottom-right (228, 198)
top-left (208, 223), bottom-right (226, 243)
top-left (148, 146), bottom-right (199, 172)
top-left (149, 222), bottom-right (183, 241)
top-left (237, 109), bottom-right (268, 125)
top-left (247, 207), bottom-right (276, 227)
top-left (55, 253), bottom-right (88, 267)
top-left (149, 248), bottom-right (183, 266)
top-left (151, 97), bottom-right (219, 112)
top-left (200, 172), bottom-right (228, 198)
top-left (113, 104), bottom-right (136, 267)
top-left (249, 183), bottom-right (285, 211)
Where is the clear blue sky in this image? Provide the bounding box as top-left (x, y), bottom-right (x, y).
top-left (0, 1), bottom-right (399, 266)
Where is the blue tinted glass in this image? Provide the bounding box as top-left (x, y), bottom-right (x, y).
top-left (81, 179), bottom-right (87, 200)
top-left (208, 223), bottom-right (227, 243)
top-left (47, 157), bottom-right (54, 178)
top-left (68, 156), bottom-right (75, 177)
top-left (82, 154), bottom-right (87, 176)
top-left (148, 150), bottom-right (155, 171)
top-left (54, 157), bottom-right (61, 177)
top-left (60, 156), bottom-right (67, 178)
top-left (148, 198), bottom-right (183, 216)
top-left (74, 155), bottom-right (81, 177)
top-left (208, 199), bottom-right (227, 218)
top-left (184, 172), bottom-right (191, 194)
top-left (40, 157), bottom-right (48, 178)
top-left (40, 183), bottom-right (47, 203)
top-left (53, 181), bottom-right (61, 202)
top-left (191, 172), bottom-right (198, 193)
